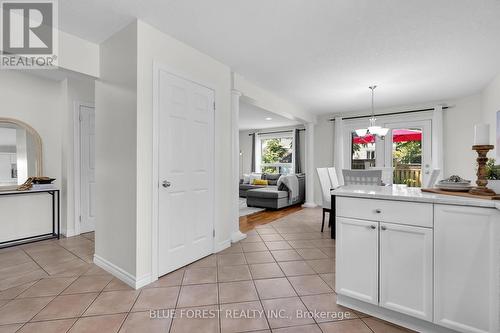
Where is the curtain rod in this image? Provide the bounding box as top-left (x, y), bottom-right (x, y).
top-left (248, 128), bottom-right (306, 136)
top-left (329, 106), bottom-right (451, 122)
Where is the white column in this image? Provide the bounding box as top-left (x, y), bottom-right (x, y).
top-left (334, 116), bottom-right (344, 185)
top-left (231, 90), bottom-right (247, 243)
top-left (302, 122), bottom-right (317, 208)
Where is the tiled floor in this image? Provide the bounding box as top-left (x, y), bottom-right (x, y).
top-left (0, 208), bottom-right (414, 333)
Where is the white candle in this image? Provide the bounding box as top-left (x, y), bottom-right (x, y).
top-left (474, 124), bottom-right (490, 146)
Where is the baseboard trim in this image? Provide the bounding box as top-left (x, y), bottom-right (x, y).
top-left (215, 239), bottom-right (231, 253)
top-left (231, 230), bottom-right (247, 243)
top-left (302, 202), bottom-right (318, 208)
top-left (63, 229), bottom-right (76, 238)
top-left (93, 254), bottom-right (151, 289)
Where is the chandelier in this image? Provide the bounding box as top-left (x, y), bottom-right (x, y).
top-left (355, 85), bottom-right (389, 138)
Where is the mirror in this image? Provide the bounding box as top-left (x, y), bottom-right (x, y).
top-left (0, 118), bottom-right (43, 187)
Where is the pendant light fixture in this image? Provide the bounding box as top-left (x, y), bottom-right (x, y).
top-left (355, 85), bottom-right (389, 138)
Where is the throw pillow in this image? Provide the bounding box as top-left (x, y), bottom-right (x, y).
top-left (242, 174), bottom-right (251, 184)
top-left (249, 173), bottom-right (261, 184)
top-left (253, 179), bottom-right (269, 185)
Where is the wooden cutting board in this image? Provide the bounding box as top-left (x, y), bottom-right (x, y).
top-left (421, 188), bottom-right (500, 200)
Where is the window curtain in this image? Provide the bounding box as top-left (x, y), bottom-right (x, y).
top-left (294, 128), bottom-right (302, 173)
top-left (250, 133), bottom-right (256, 173)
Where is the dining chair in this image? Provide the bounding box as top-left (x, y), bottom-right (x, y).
top-left (342, 169), bottom-right (382, 185)
top-left (368, 166), bottom-right (393, 185)
top-left (425, 169), bottom-right (441, 188)
top-left (317, 167), bottom-right (335, 232)
top-left (327, 167), bottom-right (340, 188)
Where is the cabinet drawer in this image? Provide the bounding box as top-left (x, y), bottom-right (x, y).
top-left (336, 197), bottom-right (433, 228)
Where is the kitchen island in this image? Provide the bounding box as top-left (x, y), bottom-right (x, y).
top-left (330, 185), bottom-right (499, 333)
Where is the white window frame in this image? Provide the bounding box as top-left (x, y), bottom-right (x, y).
top-left (256, 131), bottom-right (295, 174)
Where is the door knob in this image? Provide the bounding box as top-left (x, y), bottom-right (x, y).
top-left (375, 209), bottom-right (382, 214)
top-left (370, 225), bottom-right (377, 229)
top-left (381, 226), bottom-right (387, 231)
top-left (162, 180), bottom-right (171, 188)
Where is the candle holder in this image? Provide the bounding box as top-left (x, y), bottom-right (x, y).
top-left (469, 145), bottom-right (496, 196)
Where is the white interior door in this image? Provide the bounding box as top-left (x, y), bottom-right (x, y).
top-left (158, 70), bottom-right (215, 276)
top-left (79, 105), bottom-right (96, 233)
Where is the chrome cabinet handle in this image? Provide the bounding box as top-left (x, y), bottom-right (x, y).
top-left (381, 226), bottom-right (387, 231)
top-left (375, 209), bottom-right (382, 213)
top-left (370, 225), bottom-right (377, 229)
top-left (162, 181), bottom-right (171, 188)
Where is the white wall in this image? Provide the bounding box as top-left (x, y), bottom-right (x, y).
top-left (314, 115), bottom-right (335, 205)
top-left (443, 94), bottom-right (482, 180)
top-left (234, 74), bottom-right (315, 124)
top-left (481, 73), bottom-right (500, 160)
top-left (59, 31), bottom-right (100, 78)
top-left (136, 20), bottom-right (233, 280)
top-left (61, 77), bottom-right (95, 236)
top-left (0, 71), bottom-right (63, 191)
top-left (94, 22), bottom-right (138, 278)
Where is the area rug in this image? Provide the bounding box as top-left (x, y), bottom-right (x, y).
top-left (239, 197), bottom-right (265, 217)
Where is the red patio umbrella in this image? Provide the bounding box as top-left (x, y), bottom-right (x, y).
top-left (353, 129), bottom-right (422, 144)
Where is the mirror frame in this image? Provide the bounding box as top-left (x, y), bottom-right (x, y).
top-left (0, 117), bottom-right (43, 180)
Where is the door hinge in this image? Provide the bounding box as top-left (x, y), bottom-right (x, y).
top-left (79, 215), bottom-right (82, 222)
top-left (213, 102), bottom-right (216, 111)
top-left (213, 229), bottom-right (215, 238)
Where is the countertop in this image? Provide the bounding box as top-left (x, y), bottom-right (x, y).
top-left (331, 185), bottom-right (500, 210)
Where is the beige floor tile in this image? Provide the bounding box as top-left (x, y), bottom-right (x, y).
top-left (182, 267), bottom-right (216, 285)
top-left (288, 275), bottom-right (332, 296)
top-left (103, 278), bottom-right (135, 291)
top-left (244, 251), bottom-right (275, 264)
top-left (0, 262), bottom-right (42, 281)
top-left (0, 323), bottom-right (23, 333)
top-left (319, 273), bottom-right (335, 289)
top-left (82, 265), bottom-right (111, 276)
top-left (278, 261), bottom-right (316, 276)
top-left (69, 313), bottom-right (126, 333)
top-left (0, 269), bottom-right (48, 291)
top-left (217, 253), bottom-right (247, 266)
top-left (177, 284), bottom-right (218, 308)
top-left (132, 287), bottom-right (179, 312)
top-left (33, 293), bottom-right (98, 321)
top-left (256, 228), bottom-right (278, 235)
top-left (240, 235), bottom-right (262, 243)
top-left (272, 324), bottom-right (322, 333)
top-left (296, 248), bottom-right (329, 260)
top-left (306, 259), bottom-right (335, 274)
top-left (18, 277), bottom-right (77, 298)
top-left (0, 282), bottom-right (37, 300)
top-left (146, 270), bottom-right (184, 288)
top-left (217, 265), bottom-right (251, 282)
top-left (271, 250), bottom-right (302, 262)
top-left (319, 319), bottom-right (372, 333)
top-left (259, 234), bottom-right (284, 242)
top-left (84, 290), bottom-right (139, 316)
top-left (254, 278), bottom-right (296, 300)
top-left (219, 245), bottom-right (244, 254)
top-left (0, 251), bottom-right (32, 268)
top-left (241, 242), bottom-right (268, 252)
top-left (119, 311), bottom-right (171, 333)
top-left (17, 318), bottom-right (77, 333)
top-left (362, 317), bottom-right (416, 332)
top-left (300, 293), bottom-right (357, 323)
top-left (218, 281), bottom-right (258, 304)
top-left (0, 297), bottom-right (53, 325)
top-left (171, 305), bottom-right (219, 333)
top-left (220, 301), bottom-right (269, 333)
top-left (287, 240), bottom-right (318, 249)
top-left (61, 275), bottom-right (113, 295)
top-left (249, 263), bottom-right (284, 279)
top-left (264, 241), bottom-right (292, 251)
top-left (188, 255), bottom-right (217, 268)
top-left (261, 296), bottom-right (314, 329)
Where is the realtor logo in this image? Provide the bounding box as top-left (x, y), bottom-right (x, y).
top-left (1, 0), bottom-right (58, 68)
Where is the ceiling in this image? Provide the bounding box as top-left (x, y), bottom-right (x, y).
top-left (59, 0), bottom-right (500, 114)
top-left (239, 102), bottom-right (300, 130)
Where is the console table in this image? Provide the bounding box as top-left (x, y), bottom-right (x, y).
top-left (0, 189), bottom-right (60, 248)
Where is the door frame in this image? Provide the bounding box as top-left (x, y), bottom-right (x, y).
top-left (73, 101), bottom-right (95, 236)
top-left (151, 62), bottom-right (216, 281)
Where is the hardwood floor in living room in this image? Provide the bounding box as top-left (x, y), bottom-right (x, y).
top-left (239, 205), bottom-right (304, 233)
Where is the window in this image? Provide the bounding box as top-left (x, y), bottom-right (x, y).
top-left (259, 135), bottom-right (293, 174)
top-left (351, 131), bottom-right (376, 169)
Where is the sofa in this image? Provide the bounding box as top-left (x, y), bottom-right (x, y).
top-left (241, 173), bottom-right (306, 210)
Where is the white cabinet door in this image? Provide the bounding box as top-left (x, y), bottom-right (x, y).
top-left (379, 222), bottom-right (433, 321)
top-left (434, 205), bottom-right (500, 333)
top-left (336, 217), bottom-right (379, 304)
